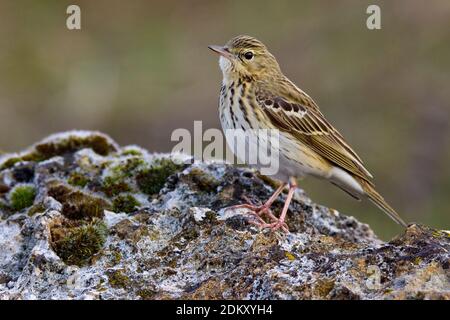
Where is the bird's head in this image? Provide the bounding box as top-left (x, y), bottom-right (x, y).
top-left (209, 35), bottom-right (281, 81)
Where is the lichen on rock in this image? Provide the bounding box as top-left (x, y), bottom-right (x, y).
top-left (0, 131), bottom-right (448, 300)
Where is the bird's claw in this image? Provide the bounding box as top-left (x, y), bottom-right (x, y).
top-left (247, 218), bottom-right (289, 233)
top-left (227, 197), bottom-right (279, 223)
top-left (227, 198), bottom-right (289, 233)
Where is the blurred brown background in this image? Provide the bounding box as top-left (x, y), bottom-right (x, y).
top-left (0, 0), bottom-right (449, 239)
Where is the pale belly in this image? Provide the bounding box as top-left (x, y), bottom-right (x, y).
top-left (221, 114), bottom-right (332, 182)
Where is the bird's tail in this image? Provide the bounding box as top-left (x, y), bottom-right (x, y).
top-left (356, 177), bottom-right (408, 227)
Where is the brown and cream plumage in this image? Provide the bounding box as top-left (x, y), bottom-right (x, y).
top-left (209, 35), bottom-right (407, 231)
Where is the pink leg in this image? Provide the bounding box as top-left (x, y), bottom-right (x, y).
top-left (228, 183), bottom-right (286, 223)
top-left (270, 179), bottom-right (297, 232)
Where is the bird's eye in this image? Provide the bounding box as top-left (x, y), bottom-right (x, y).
top-left (243, 51), bottom-right (254, 60)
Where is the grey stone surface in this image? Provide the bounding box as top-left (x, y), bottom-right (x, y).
top-left (0, 131), bottom-right (448, 300)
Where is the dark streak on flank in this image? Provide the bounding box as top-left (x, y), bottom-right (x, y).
top-left (238, 98), bottom-right (251, 125)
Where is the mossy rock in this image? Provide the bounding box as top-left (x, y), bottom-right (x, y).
top-left (0, 132), bottom-right (117, 170)
top-left (181, 167), bottom-right (220, 192)
top-left (28, 203), bottom-right (46, 216)
top-left (101, 157), bottom-right (146, 197)
top-left (102, 176), bottom-right (132, 198)
top-left (50, 218), bottom-right (108, 266)
top-left (34, 133), bottom-right (117, 159)
top-left (67, 172), bottom-right (90, 188)
top-left (0, 157), bottom-right (22, 170)
top-left (110, 157), bottom-right (146, 178)
top-left (9, 184), bottom-right (36, 211)
top-left (120, 148), bottom-right (143, 157)
top-left (113, 194), bottom-right (141, 214)
top-left (47, 181), bottom-right (111, 219)
top-left (136, 158), bottom-right (184, 195)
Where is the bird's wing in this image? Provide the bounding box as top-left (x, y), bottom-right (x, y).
top-left (258, 93), bottom-right (374, 182)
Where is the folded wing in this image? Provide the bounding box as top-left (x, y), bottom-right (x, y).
top-left (258, 93), bottom-right (374, 183)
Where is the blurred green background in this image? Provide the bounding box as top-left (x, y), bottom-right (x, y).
top-left (0, 0), bottom-right (449, 239)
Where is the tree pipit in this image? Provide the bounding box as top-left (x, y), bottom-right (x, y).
top-left (209, 35), bottom-right (407, 232)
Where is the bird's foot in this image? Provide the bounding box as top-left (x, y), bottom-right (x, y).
top-left (227, 196), bottom-right (289, 233)
top-left (227, 195), bottom-right (279, 222)
top-left (225, 183), bottom-right (290, 233)
top-left (248, 217), bottom-right (289, 233)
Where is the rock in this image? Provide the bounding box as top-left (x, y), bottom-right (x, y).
top-left (0, 131), bottom-right (448, 300)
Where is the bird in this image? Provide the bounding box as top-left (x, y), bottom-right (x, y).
top-left (208, 35), bottom-right (408, 232)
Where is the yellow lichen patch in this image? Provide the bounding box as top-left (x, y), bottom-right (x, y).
top-left (285, 251), bottom-right (296, 261)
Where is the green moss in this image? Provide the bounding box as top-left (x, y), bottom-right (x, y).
top-left (20, 152), bottom-right (47, 163)
top-left (51, 218), bottom-right (108, 266)
top-left (120, 148), bottom-right (143, 157)
top-left (111, 157), bottom-right (146, 178)
top-left (102, 176), bottom-right (132, 197)
top-left (182, 168), bottom-right (220, 192)
top-left (47, 181), bottom-right (111, 219)
top-left (10, 185), bottom-right (36, 211)
top-left (136, 158), bottom-right (183, 195)
top-left (108, 269), bottom-right (131, 289)
top-left (113, 194), bottom-right (141, 213)
top-left (101, 157), bottom-right (147, 198)
top-left (28, 203), bottom-right (46, 216)
top-left (35, 134), bottom-right (116, 158)
top-left (68, 172), bottom-right (90, 188)
top-left (0, 157), bottom-right (21, 170)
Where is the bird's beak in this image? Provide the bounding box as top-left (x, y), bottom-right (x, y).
top-left (208, 45), bottom-right (234, 60)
